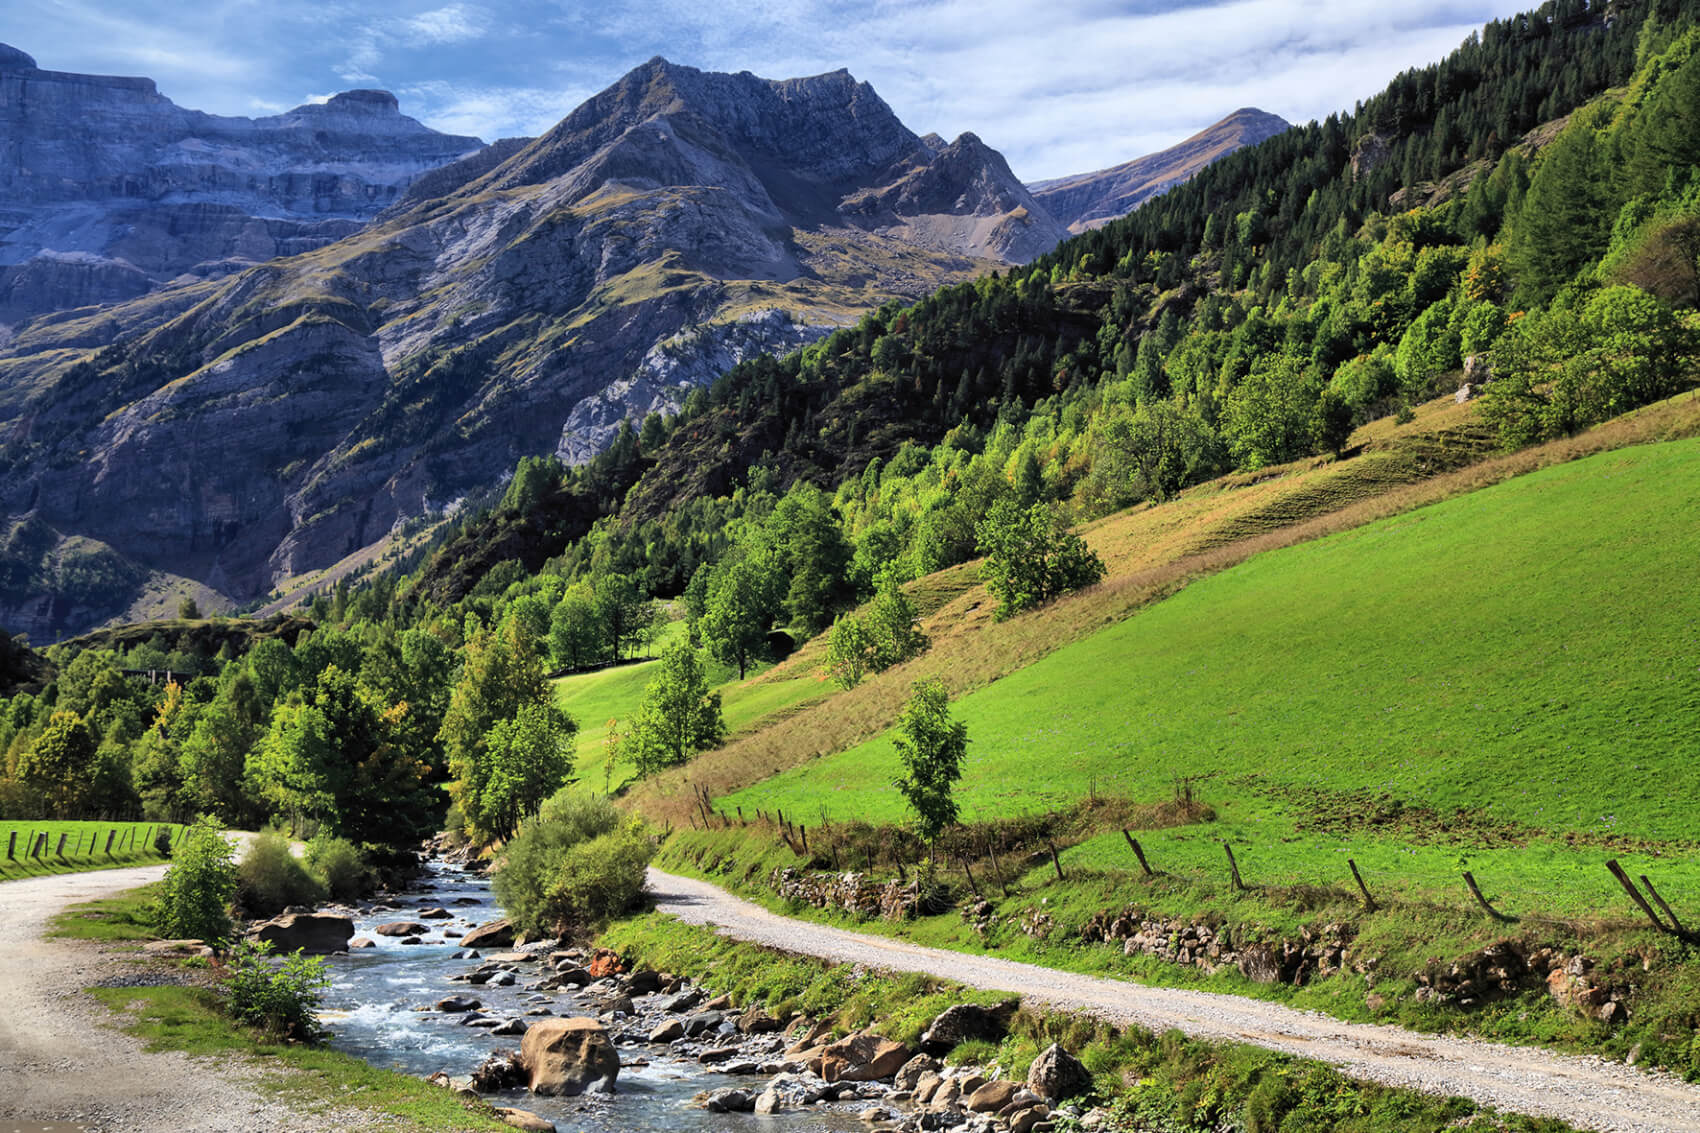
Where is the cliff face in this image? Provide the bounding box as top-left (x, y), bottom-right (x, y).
top-left (0, 57), bottom-right (1067, 639)
top-left (0, 43), bottom-right (485, 325)
top-left (1030, 108), bottom-right (1291, 233)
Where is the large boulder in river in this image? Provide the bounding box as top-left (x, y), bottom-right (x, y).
top-left (248, 913), bottom-right (354, 954)
top-left (461, 918), bottom-right (516, 949)
top-left (817, 1030), bottom-right (911, 1083)
top-left (375, 920), bottom-right (429, 937)
top-left (521, 1017), bottom-right (620, 1097)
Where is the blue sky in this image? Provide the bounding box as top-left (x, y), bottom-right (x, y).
top-left (9, 1), bottom-right (1526, 181)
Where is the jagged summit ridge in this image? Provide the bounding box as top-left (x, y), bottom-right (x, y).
top-left (1031, 107), bottom-right (1291, 232)
top-left (0, 45), bottom-right (485, 324)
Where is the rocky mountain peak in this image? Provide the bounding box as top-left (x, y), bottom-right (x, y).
top-left (0, 43), bottom-right (37, 70)
top-left (1030, 107), bottom-right (1291, 232)
top-left (324, 88), bottom-right (401, 115)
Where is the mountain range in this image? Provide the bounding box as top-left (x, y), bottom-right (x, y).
top-left (0, 46), bottom-right (1280, 640)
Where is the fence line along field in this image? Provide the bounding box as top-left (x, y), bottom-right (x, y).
top-left (0, 820), bottom-right (185, 879)
top-left (721, 435), bottom-right (1700, 920)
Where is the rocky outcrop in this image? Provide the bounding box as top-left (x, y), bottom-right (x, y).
top-left (0, 57), bottom-right (1062, 638)
top-left (817, 1030), bottom-right (911, 1083)
top-left (1030, 109), bottom-right (1290, 233)
top-left (0, 44), bottom-right (483, 326)
top-left (520, 1017), bottom-right (620, 1096)
top-left (246, 912), bottom-right (354, 954)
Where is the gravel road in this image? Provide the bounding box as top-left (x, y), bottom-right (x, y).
top-left (0, 860), bottom-right (369, 1133)
top-left (649, 867), bottom-right (1700, 1133)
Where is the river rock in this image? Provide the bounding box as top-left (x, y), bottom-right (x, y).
top-left (494, 1107), bottom-right (556, 1132)
top-left (418, 907), bottom-right (452, 919)
top-left (375, 921), bottom-right (429, 937)
top-left (818, 1031), bottom-right (911, 1083)
top-left (625, 969), bottom-right (661, 995)
top-left (893, 1054), bottom-right (939, 1092)
top-left (461, 919), bottom-right (516, 949)
top-left (754, 1072), bottom-right (826, 1114)
top-left (471, 1050), bottom-right (528, 1092)
top-left (586, 948), bottom-right (626, 979)
top-left (493, 1018), bottom-right (529, 1036)
top-left (437, 996), bottom-right (482, 1013)
top-left (966, 1079), bottom-right (1019, 1112)
top-left (682, 1011), bottom-right (724, 1038)
top-left (737, 1005), bottom-right (783, 1034)
top-left (919, 1003), bottom-right (1008, 1053)
top-left (698, 1086), bottom-right (755, 1113)
top-left (660, 987), bottom-right (706, 1013)
top-left (554, 966), bottom-right (591, 987)
top-left (521, 1017), bottom-right (620, 1097)
top-left (649, 1019), bottom-right (685, 1043)
top-left (1026, 1043), bottom-right (1091, 1101)
top-left (348, 937), bottom-right (376, 949)
top-left (246, 913), bottom-right (355, 954)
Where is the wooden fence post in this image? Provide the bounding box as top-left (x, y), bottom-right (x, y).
top-left (105, 829), bottom-right (116, 855)
top-left (1348, 859), bottom-right (1377, 912)
top-left (1046, 839), bottom-right (1065, 883)
top-left (1639, 874), bottom-right (1688, 939)
top-left (1222, 841), bottom-right (1245, 891)
top-left (961, 856), bottom-right (983, 900)
top-left (1122, 829), bottom-right (1152, 876)
top-left (6, 831), bottom-right (14, 860)
top-left (55, 833), bottom-right (67, 858)
top-left (1463, 871), bottom-right (1515, 922)
top-left (1605, 859), bottom-right (1667, 933)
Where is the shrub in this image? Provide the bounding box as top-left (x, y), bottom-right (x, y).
top-left (494, 793), bottom-right (653, 935)
top-left (153, 827), bottom-right (174, 858)
top-left (223, 938), bottom-right (328, 1041)
top-left (304, 833), bottom-right (374, 902)
top-left (155, 816), bottom-right (237, 942)
top-left (236, 832), bottom-right (325, 917)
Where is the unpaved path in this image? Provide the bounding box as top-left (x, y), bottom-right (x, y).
top-left (0, 859), bottom-right (365, 1132)
top-left (649, 868), bottom-right (1700, 1133)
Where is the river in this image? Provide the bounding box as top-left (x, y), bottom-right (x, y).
top-left (319, 859), bottom-right (865, 1131)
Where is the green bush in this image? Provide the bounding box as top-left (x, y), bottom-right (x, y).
top-left (236, 832), bottom-right (325, 918)
top-left (304, 833), bottom-right (374, 901)
top-left (155, 816), bottom-right (236, 942)
top-left (223, 938), bottom-right (328, 1041)
top-left (153, 827), bottom-right (173, 858)
top-left (494, 793), bottom-right (652, 934)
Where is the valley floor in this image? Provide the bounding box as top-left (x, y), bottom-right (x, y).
top-left (648, 867), bottom-right (1700, 1133)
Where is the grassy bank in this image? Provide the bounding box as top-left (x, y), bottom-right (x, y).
top-left (0, 820), bottom-right (184, 880)
top-left (603, 912), bottom-right (1576, 1133)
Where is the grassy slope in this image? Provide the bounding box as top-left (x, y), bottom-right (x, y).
top-left (0, 820), bottom-right (182, 880)
top-left (721, 434), bottom-right (1700, 918)
top-left (626, 391), bottom-right (1700, 826)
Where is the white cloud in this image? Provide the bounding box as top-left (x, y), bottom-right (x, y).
top-left (397, 4), bottom-right (490, 46)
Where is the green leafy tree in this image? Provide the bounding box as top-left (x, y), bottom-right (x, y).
top-left (592, 572), bottom-right (652, 661)
top-left (16, 711), bottom-right (97, 817)
top-left (1222, 353), bottom-right (1320, 470)
top-left (823, 611), bottom-right (877, 689)
top-left (974, 499), bottom-right (1106, 620)
top-left (548, 587), bottom-right (604, 672)
top-left (474, 701), bottom-right (576, 840)
top-left (155, 815), bottom-right (237, 942)
top-left (622, 638), bottom-right (726, 777)
top-left (698, 556), bottom-right (781, 679)
top-left (892, 678), bottom-right (969, 850)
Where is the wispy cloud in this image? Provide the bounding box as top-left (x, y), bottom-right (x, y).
top-left (4, 0), bottom-right (1529, 176)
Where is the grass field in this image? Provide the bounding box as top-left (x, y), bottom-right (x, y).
top-left (627, 392), bottom-right (1700, 824)
top-left (720, 436), bottom-right (1700, 918)
top-left (0, 820), bottom-right (184, 879)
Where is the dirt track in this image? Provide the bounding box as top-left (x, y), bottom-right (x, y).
top-left (0, 862), bottom-right (364, 1132)
top-left (649, 867), bottom-right (1700, 1133)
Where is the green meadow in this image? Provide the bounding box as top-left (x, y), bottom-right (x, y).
top-left (721, 437), bottom-right (1700, 918)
